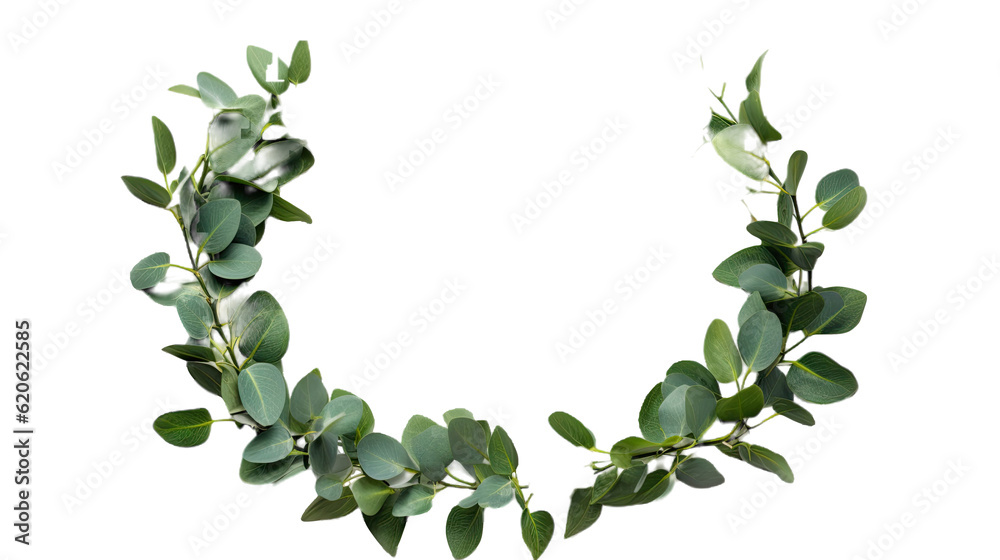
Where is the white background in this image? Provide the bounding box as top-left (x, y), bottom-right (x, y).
top-left (2, 1), bottom-right (998, 559)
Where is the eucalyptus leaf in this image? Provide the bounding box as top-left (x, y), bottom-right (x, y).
top-left (737, 310), bottom-right (782, 371)
top-left (246, 45), bottom-right (289, 96)
top-left (392, 485), bottom-right (435, 517)
top-left (290, 369), bottom-right (327, 424)
top-left (521, 510), bottom-right (554, 560)
top-left (785, 150), bottom-right (808, 196)
top-left (238, 362), bottom-right (286, 426)
top-left (130, 252), bottom-right (170, 290)
top-left (153, 408), bottom-right (213, 447)
top-left (230, 290), bottom-right (289, 363)
top-left (815, 168), bottom-right (860, 210)
top-left (715, 385), bottom-right (765, 422)
top-left (771, 398), bottom-right (816, 426)
top-left (448, 417), bottom-right (489, 464)
top-left (162, 344), bottom-right (216, 362)
top-left (358, 433), bottom-right (417, 481)
top-left (446, 506), bottom-right (484, 559)
top-left (711, 124), bottom-right (769, 181)
top-left (151, 116), bottom-right (176, 174)
top-left (548, 411), bottom-right (596, 449)
top-left (458, 475), bottom-right (514, 509)
top-left (353, 476), bottom-right (395, 516)
top-left (565, 488), bottom-right (603, 538)
top-left (713, 246), bottom-right (780, 288)
top-left (488, 426), bottom-right (519, 476)
top-left (300, 488), bottom-right (358, 521)
top-left (786, 352), bottom-right (858, 404)
top-left (197, 72), bottom-right (238, 109)
top-left (739, 263), bottom-right (791, 302)
top-left (122, 175), bottom-right (171, 208)
top-left (704, 319), bottom-right (742, 383)
top-left (186, 362), bottom-right (222, 395)
top-left (676, 457), bottom-right (725, 488)
top-left (363, 493), bottom-right (407, 556)
top-left (243, 425), bottom-right (293, 463)
top-left (658, 385), bottom-right (717, 440)
top-left (822, 186), bottom-right (867, 230)
top-left (175, 293), bottom-right (214, 339)
top-left (288, 41), bottom-right (311, 84)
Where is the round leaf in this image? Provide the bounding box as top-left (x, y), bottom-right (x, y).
top-left (737, 310), bottom-right (782, 372)
top-left (786, 352), bottom-right (858, 404)
top-left (458, 475), bottom-right (514, 509)
top-left (711, 124), bottom-right (769, 180)
top-left (153, 408), bottom-right (213, 447)
top-left (130, 252), bottom-right (170, 290)
top-left (676, 457), bottom-right (725, 489)
top-left (392, 485), bottom-right (435, 517)
top-left (822, 186), bottom-right (867, 230)
top-left (238, 362), bottom-right (286, 426)
top-left (207, 243), bottom-right (262, 280)
top-left (175, 293), bottom-right (214, 339)
top-left (738, 263), bottom-right (791, 302)
top-left (194, 198), bottom-right (242, 254)
top-left (230, 291), bottom-right (289, 363)
top-left (357, 433), bottom-right (417, 481)
top-left (815, 168), bottom-right (860, 210)
top-left (290, 369), bottom-right (327, 423)
top-left (243, 425), bottom-right (293, 463)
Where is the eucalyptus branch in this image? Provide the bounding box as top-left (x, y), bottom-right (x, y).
top-left (548, 52), bottom-right (868, 540)
top-left (126, 42), bottom-right (549, 560)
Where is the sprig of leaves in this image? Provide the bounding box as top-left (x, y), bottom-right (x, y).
top-left (129, 42), bottom-right (548, 559)
top-left (549, 51), bottom-right (868, 540)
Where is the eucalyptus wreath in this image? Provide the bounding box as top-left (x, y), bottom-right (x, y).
top-left (125, 45), bottom-right (866, 559)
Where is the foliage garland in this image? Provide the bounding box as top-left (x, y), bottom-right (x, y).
top-left (125, 45), bottom-right (866, 559)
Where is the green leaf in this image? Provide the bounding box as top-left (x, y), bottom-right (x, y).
top-left (243, 425), bottom-right (293, 463)
top-left (240, 456), bottom-right (300, 484)
top-left (193, 199), bottom-right (242, 255)
top-left (771, 291), bottom-right (825, 336)
top-left (666, 360), bottom-right (721, 398)
top-left (363, 493), bottom-right (407, 556)
top-left (737, 444), bottom-right (794, 483)
top-left (402, 415), bottom-right (439, 456)
top-left (591, 467), bottom-right (619, 503)
top-left (392, 485), bottom-right (435, 517)
top-left (308, 432), bottom-right (341, 475)
top-left (446, 506), bottom-right (484, 559)
top-left (488, 427), bottom-right (519, 476)
top-left (805, 287), bottom-right (866, 335)
top-left (153, 408), bottom-right (213, 447)
top-left (676, 457), bottom-right (725, 488)
top-left (270, 193), bottom-right (312, 223)
top-left (610, 437), bottom-right (663, 469)
top-left (638, 384), bottom-right (666, 443)
top-left (711, 124), bottom-right (769, 180)
top-left (715, 385), bottom-right (765, 422)
top-left (246, 45), bottom-right (290, 96)
top-left (771, 398), bottom-right (815, 426)
top-left (565, 488), bottom-right (603, 538)
top-left (786, 352), bottom-right (858, 404)
top-left (458, 475), bottom-right (514, 509)
top-left (742, 91), bottom-right (781, 143)
top-left (822, 186), bottom-right (867, 230)
top-left (443, 408), bottom-right (475, 425)
top-left (288, 40), bottom-right (311, 84)
top-left (622, 469), bottom-right (675, 506)
top-left (168, 84), bottom-right (200, 98)
top-left (175, 293), bottom-right (213, 339)
top-left (785, 150), bottom-right (808, 196)
top-left (130, 252), bottom-right (170, 290)
top-left (745, 51), bottom-right (767, 92)
top-left (358, 433), bottom-right (417, 481)
top-left (738, 292), bottom-right (766, 326)
top-left (777, 192), bottom-right (793, 228)
top-left (207, 112), bottom-right (257, 172)
top-left (231, 291), bottom-right (290, 363)
top-left (315, 474), bottom-right (345, 501)
top-left (238, 362), bottom-right (286, 426)
top-left (301, 488), bottom-right (358, 521)
top-left (747, 221), bottom-right (797, 247)
top-left (162, 344), bottom-right (216, 362)
top-left (229, 94), bottom-right (266, 128)
top-left (122, 175), bottom-right (171, 208)
top-left (706, 110), bottom-right (735, 140)
top-left (209, 180), bottom-right (274, 225)
top-left (448, 417), bottom-right (489, 464)
top-left (353, 476), bottom-right (395, 516)
top-left (658, 385), bottom-right (717, 439)
top-left (290, 369), bottom-right (327, 424)
top-left (713, 246), bottom-right (780, 288)
top-left (521, 510), bottom-right (554, 560)
top-left (737, 310), bottom-right (782, 372)
top-left (594, 465), bottom-right (647, 506)
top-left (547, 411), bottom-right (596, 449)
top-left (704, 319), bottom-right (742, 383)
top-left (187, 362), bottom-right (222, 395)
top-left (755, 367), bottom-right (794, 406)
top-left (411, 425), bottom-right (452, 482)
top-left (780, 241), bottom-right (825, 271)
top-left (739, 263), bottom-right (791, 302)
top-left (151, 116), bottom-right (176, 174)
top-left (196, 72), bottom-right (238, 109)
top-left (815, 168), bottom-right (860, 210)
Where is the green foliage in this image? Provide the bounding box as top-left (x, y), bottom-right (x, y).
top-left (135, 47), bottom-right (864, 558)
top-left (549, 51), bottom-right (867, 542)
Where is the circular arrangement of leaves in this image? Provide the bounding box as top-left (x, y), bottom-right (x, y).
top-left (127, 44), bottom-right (867, 559)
